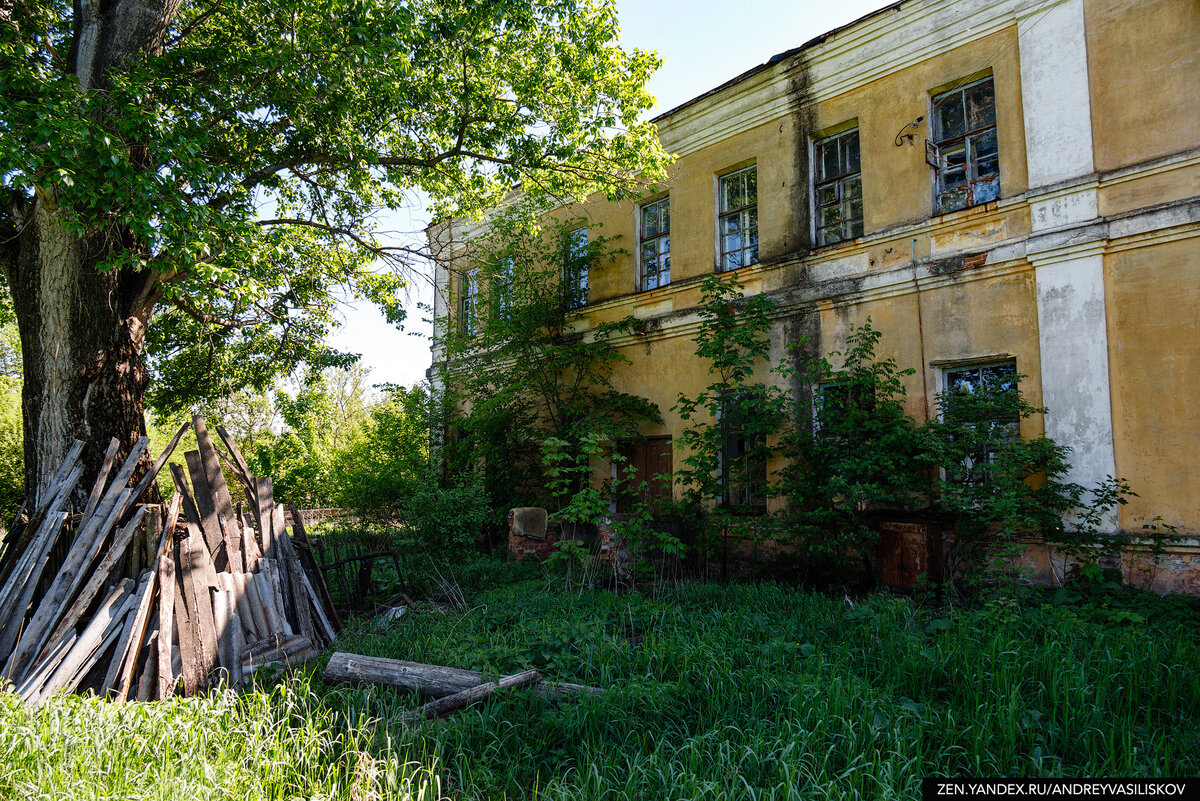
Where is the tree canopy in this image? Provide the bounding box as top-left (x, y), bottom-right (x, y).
top-left (0, 0), bottom-right (667, 488)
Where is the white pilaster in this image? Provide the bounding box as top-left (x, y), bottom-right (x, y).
top-left (1018, 0), bottom-right (1095, 191)
top-left (1031, 243), bottom-right (1118, 526)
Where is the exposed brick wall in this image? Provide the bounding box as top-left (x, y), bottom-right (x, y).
top-left (507, 509), bottom-right (618, 563)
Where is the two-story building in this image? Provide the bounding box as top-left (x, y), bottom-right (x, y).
top-left (431, 0), bottom-right (1200, 590)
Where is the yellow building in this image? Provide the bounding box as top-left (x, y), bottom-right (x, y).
top-left (432, 0), bottom-right (1200, 590)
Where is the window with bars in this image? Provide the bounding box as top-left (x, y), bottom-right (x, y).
top-left (814, 128), bottom-right (863, 246)
top-left (639, 197), bottom-right (670, 291)
top-left (929, 76), bottom-right (999, 214)
top-left (564, 227), bottom-right (589, 309)
top-left (718, 166), bottom-right (758, 272)
top-left (458, 267), bottom-right (478, 335)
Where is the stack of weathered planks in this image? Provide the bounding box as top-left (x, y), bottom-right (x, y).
top-left (0, 416), bottom-right (338, 704)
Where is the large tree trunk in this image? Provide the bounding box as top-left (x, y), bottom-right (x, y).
top-left (5, 0), bottom-right (180, 498)
top-left (10, 201), bottom-right (153, 502)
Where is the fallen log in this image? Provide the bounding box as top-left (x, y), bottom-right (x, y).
top-left (408, 669), bottom-right (542, 720)
top-left (322, 652), bottom-right (603, 701)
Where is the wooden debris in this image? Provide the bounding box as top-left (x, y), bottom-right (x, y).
top-left (408, 669), bottom-right (543, 720)
top-left (322, 653), bottom-right (603, 701)
top-left (0, 419), bottom-right (337, 704)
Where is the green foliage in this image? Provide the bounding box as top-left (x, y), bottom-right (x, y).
top-left (440, 206), bottom-right (660, 522)
top-left (333, 383), bottom-right (431, 526)
top-left (924, 372), bottom-right (1133, 586)
top-left (780, 320), bottom-right (932, 569)
top-left (3, 0), bottom-right (668, 405)
top-left (672, 273), bottom-right (788, 548)
top-left (0, 322), bottom-right (22, 522)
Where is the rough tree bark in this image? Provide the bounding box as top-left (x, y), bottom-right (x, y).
top-left (7, 0), bottom-right (180, 499)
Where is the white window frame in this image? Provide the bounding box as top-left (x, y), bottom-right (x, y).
top-left (564, 227), bottom-right (589, 309)
top-left (716, 164), bottom-right (758, 273)
top-left (812, 126), bottom-right (864, 247)
top-left (637, 196), bottom-right (670, 292)
top-left (458, 267), bottom-right (479, 335)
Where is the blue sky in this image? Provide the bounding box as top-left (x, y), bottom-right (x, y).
top-left (327, 0), bottom-right (891, 391)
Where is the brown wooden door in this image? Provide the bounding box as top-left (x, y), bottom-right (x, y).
top-left (617, 437), bottom-right (673, 513)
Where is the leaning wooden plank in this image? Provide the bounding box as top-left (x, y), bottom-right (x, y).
top-left (177, 511), bottom-right (220, 685)
top-left (253, 477), bottom-right (277, 557)
top-left (13, 629), bottom-right (76, 700)
top-left (99, 437), bottom-right (151, 512)
top-left (274, 507), bottom-right (312, 643)
top-left (4, 487), bottom-right (133, 683)
top-left (27, 580), bottom-right (134, 706)
top-left (407, 669), bottom-right (542, 720)
top-left (129, 421), bottom-right (190, 506)
top-left (135, 627), bottom-right (158, 702)
top-left (183, 452), bottom-right (224, 559)
top-left (32, 440), bottom-right (85, 519)
top-left (43, 505), bottom-right (148, 654)
top-left (0, 461), bottom-right (82, 608)
top-left (215, 425), bottom-right (257, 504)
top-left (224, 571), bottom-right (257, 641)
top-left (298, 569), bottom-right (336, 645)
top-left (170, 464), bottom-right (222, 588)
top-left (102, 569), bottom-right (152, 693)
top-left (239, 571), bottom-right (271, 638)
top-left (322, 653), bottom-right (603, 701)
top-left (218, 514), bottom-right (242, 573)
top-left (172, 571), bottom-right (202, 697)
top-left (157, 516), bottom-right (178, 701)
top-left (194, 417), bottom-right (237, 544)
top-left (241, 517), bottom-right (262, 573)
top-left (288, 504), bottom-right (339, 632)
top-left (0, 512), bottom-right (69, 662)
top-left (56, 597), bottom-right (136, 701)
top-left (115, 551), bottom-right (167, 700)
top-left (252, 562), bottom-right (291, 637)
top-left (82, 438), bottom-right (121, 521)
top-left (211, 577), bottom-right (241, 683)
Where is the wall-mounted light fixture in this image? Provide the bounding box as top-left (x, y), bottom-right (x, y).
top-left (894, 116), bottom-right (925, 147)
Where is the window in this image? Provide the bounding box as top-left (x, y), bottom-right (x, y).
top-left (812, 377), bottom-right (875, 433)
top-left (941, 360), bottom-right (1019, 482)
top-left (719, 393), bottom-right (767, 509)
top-left (718, 166), bottom-right (758, 272)
top-left (639, 197), bottom-right (670, 290)
top-left (929, 76), bottom-right (999, 214)
top-left (494, 256), bottom-right (513, 318)
top-left (458, 267), bottom-right (478, 335)
top-left (564, 227), bottom-right (589, 309)
top-left (814, 128), bottom-right (863, 246)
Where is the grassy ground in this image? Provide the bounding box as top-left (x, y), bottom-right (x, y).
top-left (2, 562), bottom-right (1198, 799)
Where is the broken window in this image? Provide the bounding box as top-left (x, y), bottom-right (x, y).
top-left (812, 377), bottom-right (876, 433)
top-left (929, 76), bottom-right (999, 214)
top-left (719, 392), bottom-right (768, 509)
top-left (639, 197), bottom-right (670, 291)
top-left (718, 166), bottom-right (758, 272)
top-left (564, 227), bottom-right (589, 309)
top-left (458, 267), bottom-right (478, 335)
top-left (814, 128), bottom-right (863, 246)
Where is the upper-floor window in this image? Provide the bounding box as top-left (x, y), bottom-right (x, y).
top-left (459, 267), bottom-right (479, 335)
top-left (718, 166), bottom-right (758, 272)
top-left (639, 197), bottom-right (670, 291)
top-left (814, 128), bottom-right (863, 246)
top-left (564, 228), bottom-right (589, 309)
top-left (930, 76), bottom-right (999, 214)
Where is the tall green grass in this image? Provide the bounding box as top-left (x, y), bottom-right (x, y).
top-left (3, 575), bottom-right (1196, 800)
top-left (0, 675), bottom-right (442, 800)
top-left (322, 579), bottom-right (1200, 800)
